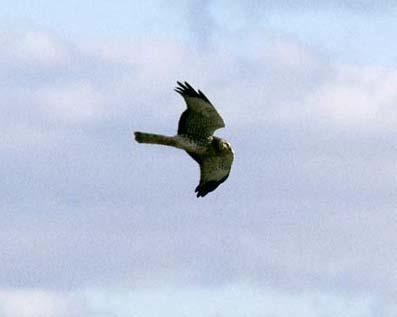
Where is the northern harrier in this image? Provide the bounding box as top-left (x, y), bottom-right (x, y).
top-left (134, 81), bottom-right (234, 197)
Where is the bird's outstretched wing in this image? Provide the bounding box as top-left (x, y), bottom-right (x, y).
top-left (175, 81), bottom-right (225, 138)
top-left (194, 150), bottom-right (234, 197)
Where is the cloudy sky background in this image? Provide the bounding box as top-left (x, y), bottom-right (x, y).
top-left (1, 1), bottom-right (397, 316)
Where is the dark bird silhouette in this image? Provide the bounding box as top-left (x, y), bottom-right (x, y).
top-left (134, 81), bottom-right (234, 197)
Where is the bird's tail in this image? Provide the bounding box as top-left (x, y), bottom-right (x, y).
top-left (134, 131), bottom-right (176, 147)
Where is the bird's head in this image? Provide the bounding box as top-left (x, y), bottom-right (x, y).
top-left (216, 139), bottom-right (232, 153)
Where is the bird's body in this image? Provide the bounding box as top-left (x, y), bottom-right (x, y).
top-left (134, 82), bottom-right (234, 197)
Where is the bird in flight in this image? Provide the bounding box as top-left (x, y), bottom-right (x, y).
top-left (134, 81), bottom-right (234, 197)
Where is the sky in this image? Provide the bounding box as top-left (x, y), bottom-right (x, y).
top-left (1, 1), bottom-right (397, 316)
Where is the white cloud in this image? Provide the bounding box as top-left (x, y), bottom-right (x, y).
top-left (18, 32), bottom-right (69, 66)
top-left (0, 286), bottom-right (390, 317)
top-left (35, 82), bottom-right (105, 123)
top-left (0, 289), bottom-right (87, 317)
top-left (0, 31), bottom-right (70, 69)
top-left (2, 29), bottom-right (397, 130)
top-left (304, 65), bottom-right (397, 127)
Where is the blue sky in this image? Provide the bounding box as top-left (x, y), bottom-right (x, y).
top-left (1, 1), bottom-right (397, 316)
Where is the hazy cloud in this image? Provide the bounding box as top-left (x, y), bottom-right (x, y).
top-left (211, 0), bottom-right (397, 13)
top-left (1, 286), bottom-right (393, 317)
top-left (0, 289), bottom-right (89, 317)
